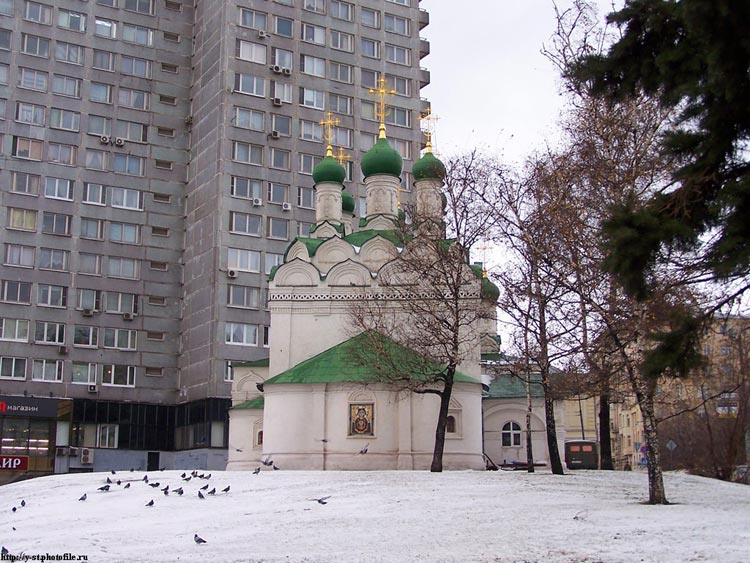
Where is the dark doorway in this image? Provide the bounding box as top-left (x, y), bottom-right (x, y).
top-left (147, 451), bottom-right (160, 471)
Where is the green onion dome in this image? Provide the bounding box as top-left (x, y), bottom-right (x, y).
top-left (341, 188), bottom-right (355, 213)
top-left (412, 146), bottom-right (446, 181)
top-left (313, 146), bottom-right (346, 185)
top-left (361, 126), bottom-right (403, 179)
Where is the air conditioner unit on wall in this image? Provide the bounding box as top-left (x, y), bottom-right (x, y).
top-left (82, 308), bottom-right (94, 317)
top-left (270, 130), bottom-right (281, 139)
top-left (258, 30), bottom-right (268, 38)
top-left (100, 135), bottom-right (110, 144)
top-left (115, 137), bottom-right (125, 146)
top-left (271, 98), bottom-right (282, 107)
top-left (123, 312), bottom-right (134, 321)
top-left (270, 64), bottom-right (282, 74)
top-left (87, 385), bottom-right (97, 394)
top-left (55, 446), bottom-right (70, 457)
top-left (282, 68), bottom-right (292, 76)
top-left (282, 202), bottom-right (292, 211)
top-left (252, 198), bottom-right (262, 207)
top-left (227, 269), bottom-right (238, 279)
top-left (80, 448), bottom-right (94, 465)
top-left (58, 345), bottom-right (68, 355)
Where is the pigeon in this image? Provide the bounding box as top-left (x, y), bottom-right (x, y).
top-left (12, 507), bottom-right (16, 513)
top-left (161, 485), bottom-right (170, 493)
top-left (182, 476), bottom-right (192, 482)
top-left (106, 477), bottom-right (112, 484)
top-left (272, 464), bottom-right (280, 471)
top-left (252, 467), bottom-right (261, 475)
top-left (142, 475), bottom-right (148, 482)
top-left (197, 473), bottom-right (205, 479)
top-left (130, 468), bottom-right (135, 472)
top-left (318, 438), bottom-right (329, 443)
top-left (181, 472), bottom-right (186, 478)
top-left (207, 488), bottom-right (216, 496)
top-left (191, 470), bottom-right (198, 477)
top-left (573, 510), bottom-right (589, 521)
top-left (1, 547), bottom-right (8, 555)
top-left (111, 470), bottom-right (116, 475)
top-left (310, 496), bottom-right (331, 505)
top-left (116, 480), bottom-right (121, 486)
top-left (174, 487), bottom-right (184, 496)
top-left (145, 499), bottom-right (154, 507)
top-left (200, 484), bottom-right (209, 491)
top-left (98, 485), bottom-right (110, 492)
top-left (194, 534), bottom-right (207, 545)
top-left (234, 448), bottom-right (243, 452)
top-left (356, 443), bottom-right (369, 455)
top-left (149, 482), bottom-right (160, 488)
top-left (198, 491), bottom-right (205, 499)
top-left (221, 486), bottom-right (230, 493)
top-left (20, 500), bottom-right (25, 508)
top-left (78, 493), bottom-right (87, 501)
top-left (260, 456), bottom-right (273, 466)
top-left (163, 490), bottom-right (169, 496)
top-left (159, 467), bottom-right (166, 471)
top-left (124, 483), bottom-right (131, 489)
top-left (205, 473), bottom-right (212, 480)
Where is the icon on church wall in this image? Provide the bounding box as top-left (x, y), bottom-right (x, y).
top-left (349, 403), bottom-right (374, 436)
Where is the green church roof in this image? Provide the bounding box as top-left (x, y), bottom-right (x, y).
top-left (343, 229), bottom-right (405, 248)
top-left (263, 331), bottom-right (479, 386)
top-left (470, 264), bottom-right (500, 302)
top-left (341, 188), bottom-right (355, 213)
top-left (412, 149), bottom-right (446, 181)
top-left (361, 132), bottom-right (403, 179)
top-left (485, 373), bottom-right (544, 399)
top-left (231, 396), bottom-right (265, 410)
top-left (313, 152), bottom-right (346, 185)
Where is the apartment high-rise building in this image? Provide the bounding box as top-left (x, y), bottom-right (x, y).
top-left (0, 0), bottom-right (430, 476)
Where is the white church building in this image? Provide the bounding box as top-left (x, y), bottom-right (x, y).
top-left (226, 119), bottom-right (565, 471)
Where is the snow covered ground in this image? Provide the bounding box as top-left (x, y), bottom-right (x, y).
top-left (1, 469), bottom-right (748, 563)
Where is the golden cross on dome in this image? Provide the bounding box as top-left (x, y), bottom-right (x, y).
top-left (420, 107), bottom-right (439, 152)
top-left (334, 146), bottom-right (351, 165)
top-left (368, 77), bottom-right (396, 137)
top-left (319, 112), bottom-right (340, 147)
top-left (479, 241), bottom-right (489, 278)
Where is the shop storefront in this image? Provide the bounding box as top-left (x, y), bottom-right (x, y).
top-left (0, 394), bottom-right (73, 483)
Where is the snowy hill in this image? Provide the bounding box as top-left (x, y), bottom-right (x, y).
top-left (1, 469), bottom-right (748, 563)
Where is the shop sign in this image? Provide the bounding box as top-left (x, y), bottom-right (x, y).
top-left (0, 455), bottom-right (29, 471)
top-left (0, 395), bottom-right (59, 418)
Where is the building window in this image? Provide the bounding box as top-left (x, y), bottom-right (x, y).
top-left (147, 296), bottom-right (167, 306)
top-left (387, 74), bottom-right (411, 97)
top-left (361, 38), bottom-right (380, 59)
top-left (49, 109), bottom-right (80, 132)
top-left (72, 362), bottom-right (97, 384)
top-left (297, 222), bottom-right (313, 237)
top-left (57, 9), bottom-right (87, 32)
top-left (92, 49), bottom-right (116, 71)
top-left (113, 154), bottom-right (145, 176)
top-left (102, 365), bottom-right (136, 387)
top-left (122, 23), bottom-right (153, 46)
top-left (331, 30), bottom-right (354, 52)
top-left (330, 0), bottom-right (352, 21)
top-left (1, 280), bottom-right (32, 304)
top-left (225, 322), bottom-right (258, 346)
top-left (48, 143), bottom-right (78, 166)
top-left (233, 141), bottom-right (263, 165)
top-left (116, 120), bottom-right (148, 142)
top-left (110, 187), bottom-right (144, 210)
top-left (96, 424), bottom-right (119, 448)
top-left (107, 257), bottom-right (139, 279)
top-left (268, 217), bottom-right (289, 240)
top-left (118, 88), bottom-right (150, 110)
top-left (55, 42), bottom-right (84, 65)
top-left (94, 17), bottom-right (117, 38)
top-left (300, 87), bottom-right (325, 110)
top-left (80, 218), bottom-right (104, 240)
top-left (0, 357), bottom-right (26, 380)
top-left (145, 367), bottom-right (163, 376)
top-left (88, 115), bottom-right (112, 137)
top-left (265, 253), bottom-right (284, 275)
top-left (149, 260), bottom-right (168, 270)
top-left (224, 361), bottom-right (234, 382)
top-left (332, 126), bottom-right (353, 148)
top-left (228, 248), bottom-right (261, 272)
top-left (79, 254), bottom-right (103, 276)
top-left (4, 244), bottom-right (34, 268)
top-left (41, 213), bottom-right (71, 237)
top-left (301, 55), bottom-right (325, 77)
top-left (11, 172), bottom-right (41, 196)
top-left (446, 415), bottom-right (457, 434)
top-left (271, 47), bottom-right (293, 69)
top-left (82, 184), bottom-right (105, 205)
top-left (237, 40), bottom-right (266, 64)
top-left (230, 212), bottom-right (262, 236)
top-left (109, 222), bottom-right (140, 245)
top-left (300, 120), bottom-right (324, 142)
top-left (21, 33), bottom-right (50, 57)
top-left (271, 114), bottom-right (292, 137)
top-left (16, 102), bottom-right (45, 125)
top-left (298, 187), bottom-right (316, 210)
top-left (24, 1), bottom-right (52, 24)
top-left (104, 292), bottom-right (138, 314)
top-left (274, 16), bottom-right (293, 37)
top-left (387, 0), bottom-right (410, 5)
top-left (502, 422), bottom-right (522, 447)
top-left (234, 107), bottom-right (264, 131)
top-left (7, 207), bottom-right (37, 231)
top-left (272, 81), bottom-right (293, 103)
top-left (384, 13), bottom-right (410, 36)
top-left (123, 0), bottom-right (153, 15)
top-left (44, 178), bottom-right (74, 201)
top-left (77, 289), bottom-right (102, 311)
top-left (227, 285), bottom-right (259, 309)
top-left (240, 8), bottom-right (266, 31)
top-left (362, 8), bottom-right (380, 28)
top-left (329, 61), bottom-right (353, 84)
top-left (0, 319), bottom-right (30, 342)
top-left (18, 68), bottom-right (48, 91)
top-left (84, 149), bottom-right (108, 171)
top-left (121, 56), bottom-right (152, 78)
top-left (34, 321), bottom-right (65, 344)
top-left (231, 176), bottom-right (262, 200)
top-left (151, 227), bottom-right (169, 238)
top-left (53, 75), bottom-right (82, 98)
top-left (39, 249), bottom-right (69, 271)
top-left (301, 23), bottom-right (325, 46)
top-left (268, 183), bottom-right (289, 205)
top-left (103, 328), bottom-right (137, 350)
top-left (12, 137), bottom-right (43, 161)
top-left (32, 359), bottom-right (63, 382)
top-left (385, 44), bottom-right (411, 65)
top-left (74, 325), bottom-right (99, 347)
top-left (389, 138), bottom-right (411, 159)
top-left (160, 64), bottom-right (178, 74)
top-left (304, 0), bottom-right (325, 14)
top-left (270, 148), bottom-right (291, 170)
top-left (299, 154), bottom-right (322, 175)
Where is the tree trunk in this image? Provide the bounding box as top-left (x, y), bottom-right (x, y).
top-left (526, 371), bottom-right (535, 473)
top-left (639, 390), bottom-right (668, 504)
top-left (430, 372), bottom-right (455, 473)
top-left (599, 393), bottom-right (614, 470)
top-left (544, 394), bottom-right (564, 474)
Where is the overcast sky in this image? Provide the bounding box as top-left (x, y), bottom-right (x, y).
top-left (419, 0), bottom-right (619, 164)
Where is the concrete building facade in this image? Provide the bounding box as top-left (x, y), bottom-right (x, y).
top-left (0, 0), bottom-right (430, 478)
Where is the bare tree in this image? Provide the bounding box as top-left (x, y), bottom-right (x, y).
top-left (348, 152), bottom-right (502, 472)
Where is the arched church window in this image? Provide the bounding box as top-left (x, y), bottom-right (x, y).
top-left (446, 415), bottom-right (456, 434)
top-left (257, 430), bottom-right (263, 446)
top-left (502, 421), bottom-right (521, 447)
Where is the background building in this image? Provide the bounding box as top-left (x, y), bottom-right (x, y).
top-left (0, 0), bottom-right (430, 479)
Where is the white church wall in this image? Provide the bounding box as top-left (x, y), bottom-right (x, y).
top-left (483, 400), bottom-right (548, 467)
top-left (226, 408), bottom-right (262, 470)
